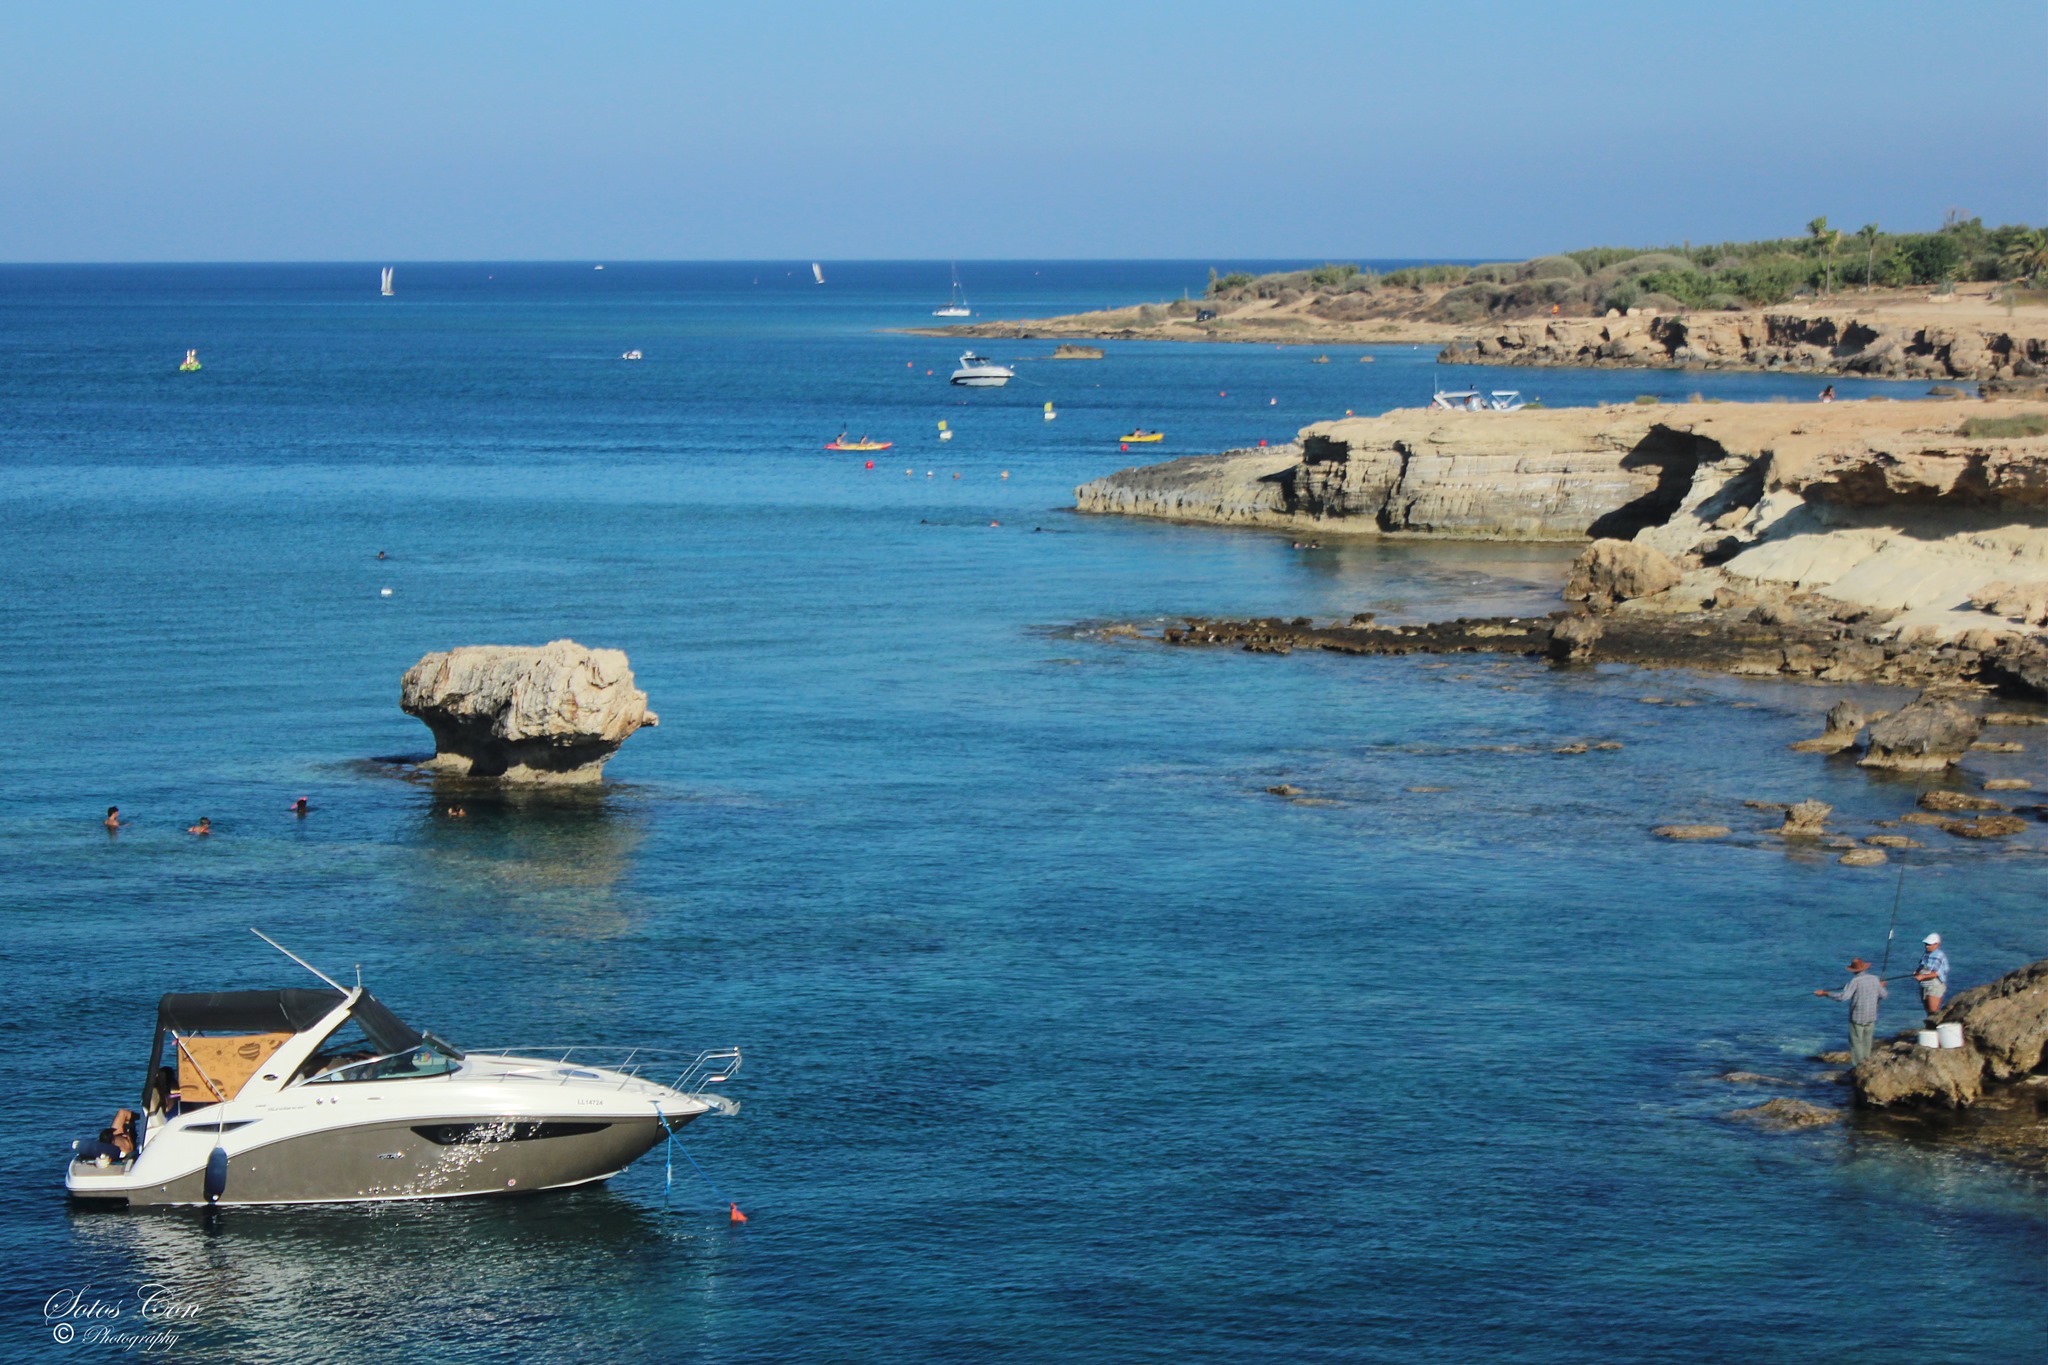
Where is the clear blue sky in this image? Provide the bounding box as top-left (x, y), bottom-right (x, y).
top-left (2, 0), bottom-right (2042, 261)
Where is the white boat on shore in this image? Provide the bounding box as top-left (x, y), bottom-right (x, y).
top-left (1431, 389), bottom-right (1527, 412)
top-left (950, 351), bottom-right (1013, 387)
top-left (63, 933), bottom-right (739, 1208)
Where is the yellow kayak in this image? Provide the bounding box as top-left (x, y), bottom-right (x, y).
top-left (1119, 432), bottom-right (1164, 443)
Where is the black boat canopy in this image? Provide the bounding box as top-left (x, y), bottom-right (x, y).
top-left (155, 988), bottom-right (348, 1036)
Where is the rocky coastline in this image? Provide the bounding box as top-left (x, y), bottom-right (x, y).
top-left (1075, 399), bottom-right (2048, 698)
top-left (1438, 310), bottom-right (2048, 393)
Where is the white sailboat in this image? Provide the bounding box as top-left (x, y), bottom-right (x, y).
top-left (380, 267), bottom-right (394, 297)
top-left (932, 262), bottom-right (971, 317)
top-left (812, 262), bottom-right (826, 285)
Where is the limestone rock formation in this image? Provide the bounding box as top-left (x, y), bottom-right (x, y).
top-left (1652, 824), bottom-right (1729, 840)
top-left (1970, 580), bottom-right (2048, 626)
top-left (1859, 694), bottom-right (1981, 771)
top-left (1728, 1097), bottom-right (1842, 1129)
top-left (399, 640), bottom-right (658, 784)
top-left (1917, 789), bottom-right (2008, 813)
top-left (1565, 539), bottom-right (1682, 608)
top-left (1854, 958), bottom-right (2048, 1108)
top-left (1791, 700), bottom-right (1868, 753)
top-left (1777, 800), bottom-right (1832, 836)
top-left (1050, 343), bottom-right (1105, 359)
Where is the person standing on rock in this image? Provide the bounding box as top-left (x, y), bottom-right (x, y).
top-left (1913, 933), bottom-right (1950, 1019)
top-left (1815, 957), bottom-right (1887, 1065)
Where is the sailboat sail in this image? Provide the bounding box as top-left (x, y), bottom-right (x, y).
top-left (932, 261), bottom-right (971, 317)
top-left (380, 267), bottom-right (394, 297)
top-left (812, 262), bottom-right (825, 285)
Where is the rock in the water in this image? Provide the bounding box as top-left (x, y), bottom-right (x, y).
top-left (1984, 711), bottom-right (2048, 727)
top-left (1865, 834), bottom-right (1923, 849)
top-left (1265, 784), bottom-right (1301, 797)
top-left (1790, 699), bottom-right (1868, 753)
top-left (399, 640), bottom-right (658, 784)
top-left (1969, 739), bottom-right (2025, 753)
top-left (1653, 824), bottom-right (1730, 840)
top-left (1855, 1037), bottom-right (1985, 1108)
top-left (1856, 957), bottom-right (2048, 1107)
top-left (1720, 1071), bottom-right (1799, 1086)
top-left (1564, 538), bottom-right (1683, 609)
top-left (1050, 343), bottom-right (1105, 360)
top-left (1778, 800), bottom-right (1832, 836)
top-left (1729, 1097), bottom-right (1843, 1129)
top-left (1937, 814), bottom-right (2028, 838)
top-left (1859, 693), bottom-right (1982, 771)
top-left (1812, 1050), bottom-right (1853, 1065)
top-left (1984, 778), bottom-right (2033, 791)
top-left (1838, 847), bottom-right (1888, 866)
top-left (1938, 959), bottom-right (2048, 1080)
top-left (1547, 613), bottom-right (1604, 662)
top-left (1918, 789), bottom-right (2009, 813)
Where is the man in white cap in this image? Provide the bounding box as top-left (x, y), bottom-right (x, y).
top-left (1913, 933), bottom-right (1950, 1019)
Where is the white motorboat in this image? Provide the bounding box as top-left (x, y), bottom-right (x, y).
top-left (950, 351), bottom-right (1013, 387)
top-left (932, 262), bottom-right (972, 317)
top-left (63, 934), bottom-right (739, 1208)
top-left (1431, 389), bottom-right (1527, 411)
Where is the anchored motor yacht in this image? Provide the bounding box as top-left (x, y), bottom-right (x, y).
top-left (949, 351), bottom-right (1013, 387)
top-left (64, 935), bottom-right (739, 1208)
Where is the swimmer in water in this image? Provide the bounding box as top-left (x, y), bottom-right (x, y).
top-left (187, 816), bottom-right (212, 836)
top-left (105, 805), bottom-right (124, 829)
top-left (289, 797), bottom-right (311, 816)
top-left (376, 550), bottom-right (387, 561)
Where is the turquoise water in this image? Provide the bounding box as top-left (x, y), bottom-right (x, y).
top-left (0, 263), bottom-right (2041, 1362)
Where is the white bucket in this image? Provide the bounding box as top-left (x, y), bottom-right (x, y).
top-left (1937, 1022), bottom-right (1965, 1050)
top-left (1916, 1029), bottom-right (1940, 1049)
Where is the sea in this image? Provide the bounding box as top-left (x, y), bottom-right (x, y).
top-left (0, 262), bottom-right (2041, 1363)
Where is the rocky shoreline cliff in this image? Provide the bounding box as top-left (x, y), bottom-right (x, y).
top-left (1075, 400), bottom-right (2048, 697)
top-left (1439, 311), bottom-right (2048, 392)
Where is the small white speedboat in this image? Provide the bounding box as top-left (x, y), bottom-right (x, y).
top-left (63, 934), bottom-right (739, 1208)
top-left (1431, 389), bottom-right (1527, 412)
top-left (950, 352), bottom-right (1013, 387)
top-left (621, 350), bottom-right (643, 361)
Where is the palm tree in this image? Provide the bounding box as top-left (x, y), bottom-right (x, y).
top-left (1806, 216), bottom-right (1839, 295)
top-left (1857, 223), bottom-right (1880, 291)
top-left (2001, 229), bottom-right (2048, 285)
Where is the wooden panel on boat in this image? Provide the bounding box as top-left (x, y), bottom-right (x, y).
top-left (175, 1032), bottom-right (293, 1101)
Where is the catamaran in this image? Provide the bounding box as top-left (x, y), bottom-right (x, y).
top-left (932, 262), bottom-right (972, 318)
top-left (62, 932), bottom-right (739, 1208)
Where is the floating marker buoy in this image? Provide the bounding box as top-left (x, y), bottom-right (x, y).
top-left (865, 460), bottom-right (874, 469)
top-left (1345, 409), bottom-right (1354, 416)
top-left (1120, 443), bottom-right (1128, 452)
top-left (1269, 398), bottom-right (1277, 406)
top-left (730, 1203), bottom-right (748, 1224)
top-left (380, 587), bottom-right (393, 597)
top-left (1259, 439), bottom-right (1268, 447)
top-left (990, 520), bottom-right (1000, 528)
top-left (1000, 471), bottom-right (1009, 479)
top-left (1219, 391), bottom-right (1226, 397)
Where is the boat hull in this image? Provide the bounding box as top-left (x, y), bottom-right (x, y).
top-left (950, 374), bottom-right (1011, 387)
top-left (66, 1111), bottom-right (699, 1208)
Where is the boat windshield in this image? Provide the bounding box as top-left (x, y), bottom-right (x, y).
top-left (294, 994), bottom-right (455, 1084)
top-left (302, 1041), bottom-right (459, 1085)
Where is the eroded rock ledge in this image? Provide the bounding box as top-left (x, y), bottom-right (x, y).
top-left (1440, 311), bottom-right (2047, 388)
top-left (399, 640), bottom-right (658, 784)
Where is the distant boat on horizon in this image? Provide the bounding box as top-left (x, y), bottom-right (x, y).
top-left (932, 262), bottom-right (971, 317)
top-left (812, 262), bottom-right (825, 285)
top-left (380, 267), bottom-right (394, 297)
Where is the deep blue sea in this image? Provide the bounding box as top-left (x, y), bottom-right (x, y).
top-left (0, 262), bottom-right (2041, 1363)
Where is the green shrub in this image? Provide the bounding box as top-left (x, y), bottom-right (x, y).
top-left (1598, 281), bottom-right (1640, 314)
top-left (1722, 255), bottom-right (1810, 306)
top-left (1137, 303), bottom-right (1165, 324)
top-left (1207, 270), bottom-right (1254, 296)
top-left (1432, 283), bottom-right (1506, 323)
top-left (1468, 262), bottom-right (1518, 284)
top-left (1638, 270), bottom-right (1719, 308)
top-left (1635, 292), bottom-right (1684, 313)
top-left (1959, 414), bottom-right (2048, 438)
top-left (1633, 394), bottom-right (1661, 405)
top-left (1303, 263), bottom-right (1361, 289)
top-left (1521, 254), bottom-right (1585, 281)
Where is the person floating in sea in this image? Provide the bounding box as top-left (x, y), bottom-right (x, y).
top-left (187, 816), bottom-right (212, 836)
top-left (1814, 956), bottom-right (1886, 1065)
top-left (376, 550), bottom-right (387, 561)
top-left (1818, 384), bottom-right (1837, 402)
top-left (289, 796), bottom-right (312, 817)
top-left (1913, 933), bottom-right (1950, 1020)
top-left (445, 805), bottom-right (467, 819)
top-left (104, 805), bottom-right (124, 830)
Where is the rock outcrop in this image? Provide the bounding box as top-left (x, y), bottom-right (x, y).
top-left (1565, 539), bottom-right (1682, 607)
top-left (1859, 693), bottom-right (1982, 770)
top-left (399, 640), bottom-right (658, 784)
top-left (1438, 309), bottom-right (2048, 386)
top-left (1790, 700), bottom-right (1869, 753)
top-left (1853, 958), bottom-right (2048, 1109)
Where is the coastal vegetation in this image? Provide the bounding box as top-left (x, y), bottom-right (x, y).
top-left (1203, 216), bottom-right (2048, 326)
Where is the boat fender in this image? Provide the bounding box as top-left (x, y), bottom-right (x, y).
top-left (203, 1146), bottom-right (229, 1203)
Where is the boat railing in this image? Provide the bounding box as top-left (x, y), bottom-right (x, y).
top-left (466, 1045), bottom-right (742, 1096)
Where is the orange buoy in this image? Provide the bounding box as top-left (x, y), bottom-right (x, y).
top-left (1259, 439), bottom-right (1267, 447)
top-left (1120, 443), bottom-right (1128, 452)
top-left (730, 1203), bottom-right (748, 1224)
top-left (865, 460), bottom-right (874, 469)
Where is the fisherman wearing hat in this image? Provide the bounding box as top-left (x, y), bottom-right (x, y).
top-left (1912, 933), bottom-right (1950, 1020)
top-left (1814, 957), bottom-right (1887, 1065)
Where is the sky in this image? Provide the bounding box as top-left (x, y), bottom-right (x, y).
top-left (1, 0), bottom-right (2043, 262)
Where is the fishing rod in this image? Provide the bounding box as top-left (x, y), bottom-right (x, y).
top-left (1878, 870), bottom-right (1905, 977)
